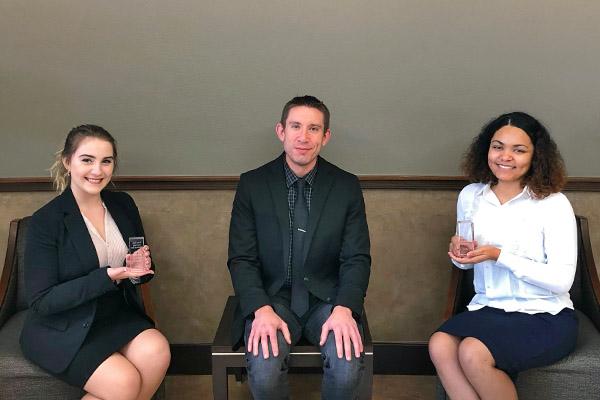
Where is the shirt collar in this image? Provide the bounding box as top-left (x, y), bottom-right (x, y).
top-left (481, 183), bottom-right (532, 205)
top-left (283, 159), bottom-right (318, 188)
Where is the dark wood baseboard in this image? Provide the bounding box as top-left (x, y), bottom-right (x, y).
top-left (167, 341), bottom-right (435, 376)
top-left (373, 342), bottom-right (435, 375)
top-left (1, 176), bottom-right (600, 192)
top-left (168, 343), bottom-right (213, 375)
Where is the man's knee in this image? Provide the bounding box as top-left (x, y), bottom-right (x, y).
top-left (246, 356), bottom-right (288, 391)
top-left (246, 344), bottom-right (290, 373)
top-left (245, 331), bottom-right (291, 391)
top-left (321, 332), bottom-right (364, 387)
top-left (246, 352), bottom-right (289, 397)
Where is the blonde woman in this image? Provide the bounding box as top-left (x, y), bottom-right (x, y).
top-left (20, 125), bottom-right (170, 400)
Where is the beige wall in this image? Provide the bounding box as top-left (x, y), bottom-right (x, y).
top-left (2, 0), bottom-right (600, 177)
top-left (2, 189), bottom-right (600, 343)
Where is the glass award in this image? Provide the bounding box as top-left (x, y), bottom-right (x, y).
top-left (128, 237), bottom-right (145, 253)
top-left (128, 237), bottom-right (145, 284)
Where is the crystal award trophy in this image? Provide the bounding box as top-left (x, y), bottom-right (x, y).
top-left (128, 237), bottom-right (145, 284)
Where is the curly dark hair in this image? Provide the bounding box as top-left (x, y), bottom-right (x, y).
top-left (462, 111), bottom-right (566, 198)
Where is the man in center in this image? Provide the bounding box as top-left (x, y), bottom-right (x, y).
top-left (228, 95), bottom-right (371, 399)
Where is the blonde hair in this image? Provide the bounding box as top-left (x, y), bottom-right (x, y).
top-left (49, 150), bottom-right (70, 192)
top-left (49, 125), bottom-right (118, 193)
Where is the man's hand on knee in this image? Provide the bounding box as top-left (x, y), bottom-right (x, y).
top-left (248, 305), bottom-right (292, 359)
top-left (319, 306), bottom-right (363, 361)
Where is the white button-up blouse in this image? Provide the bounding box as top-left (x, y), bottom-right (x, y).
top-left (453, 183), bottom-right (577, 315)
top-left (82, 203), bottom-right (129, 270)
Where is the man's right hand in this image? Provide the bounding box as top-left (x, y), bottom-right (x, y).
top-left (247, 305), bottom-right (292, 359)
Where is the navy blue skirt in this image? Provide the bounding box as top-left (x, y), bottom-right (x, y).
top-left (54, 289), bottom-right (154, 388)
top-left (436, 306), bottom-right (578, 379)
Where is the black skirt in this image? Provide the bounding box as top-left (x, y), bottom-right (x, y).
top-left (436, 306), bottom-right (578, 379)
top-left (55, 289), bottom-right (154, 388)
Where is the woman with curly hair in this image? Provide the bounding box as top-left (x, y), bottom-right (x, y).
top-left (429, 112), bottom-right (577, 400)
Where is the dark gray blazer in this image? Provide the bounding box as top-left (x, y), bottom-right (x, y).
top-left (227, 155), bottom-right (371, 343)
top-left (20, 188), bottom-right (154, 373)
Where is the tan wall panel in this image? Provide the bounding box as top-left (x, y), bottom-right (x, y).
top-left (129, 191), bottom-right (235, 343)
top-left (364, 190), bottom-right (457, 340)
top-left (2, 190), bottom-right (600, 342)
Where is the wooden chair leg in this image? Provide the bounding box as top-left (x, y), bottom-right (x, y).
top-left (234, 367), bottom-right (246, 383)
top-left (212, 357), bottom-right (228, 400)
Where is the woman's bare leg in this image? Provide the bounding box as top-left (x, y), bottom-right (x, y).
top-left (429, 332), bottom-right (480, 400)
top-left (458, 337), bottom-right (517, 400)
top-left (83, 352), bottom-right (142, 400)
top-left (120, 328), bottom-right (171, 400)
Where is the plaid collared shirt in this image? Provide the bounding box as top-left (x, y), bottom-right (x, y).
top-left (283, 160), bottom-right (317, 287)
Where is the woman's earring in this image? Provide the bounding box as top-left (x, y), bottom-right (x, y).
top-left (66, 170), bottom-right (71, 177)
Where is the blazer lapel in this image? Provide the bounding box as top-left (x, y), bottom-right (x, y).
top-left (60, 189), bottom-right (100, 271)
top-left (302, 158), bottom-right (335, 264)
top-left (102, 192), bottom-right (136, 245)
top-left (266, 156), bottom-right (292, 272)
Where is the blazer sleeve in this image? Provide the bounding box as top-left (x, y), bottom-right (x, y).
top-left (334, 176), bottom-right (371, 316)
top-left (25, 211), bottom-right (118, 316)
top-left (227, 174), bottom-right (271, 318)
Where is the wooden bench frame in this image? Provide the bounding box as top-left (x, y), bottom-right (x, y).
top-left (211, 296), bottom-right (374, 399)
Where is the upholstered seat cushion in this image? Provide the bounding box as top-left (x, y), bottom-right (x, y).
top-left (436, 310), bottom-right (600, 400)
top-left (517, 310), bottom-right (600, 399)
top-left (0, 311), bottom-right (83, 399)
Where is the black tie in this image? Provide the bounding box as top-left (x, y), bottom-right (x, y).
top-left (291, 178), bottom-right (309, 316)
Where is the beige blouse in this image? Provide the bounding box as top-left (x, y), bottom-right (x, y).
top-left (82, 203), bottom-right (128, 268)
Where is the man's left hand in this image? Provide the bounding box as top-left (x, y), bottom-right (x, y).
top-left (319, 305), bottom-right (363, 361)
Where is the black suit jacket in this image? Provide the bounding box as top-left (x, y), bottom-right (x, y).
top-left (20, 188), bottom-right (154, 374)
top-left (227, 155), bottom-right (371, 343)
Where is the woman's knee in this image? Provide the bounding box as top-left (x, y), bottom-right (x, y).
top-left (85, 358), bottom-right (142, 400)
top-left (428, 332), bottom-right (459, 367)
top-left (134, 329), bottom-right (171, 367)
top-left (458, 337), bottom-right (494, 373)
top-left (149, 330), bottom-right (171, 366)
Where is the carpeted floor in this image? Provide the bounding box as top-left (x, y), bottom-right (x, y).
top-left (165, 374), bottom-right (436, 399)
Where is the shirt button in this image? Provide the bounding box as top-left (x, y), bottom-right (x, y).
top-left (83, 322), bottom-right (89, 328)
top-left (326, 297), bottom-right (331, 302)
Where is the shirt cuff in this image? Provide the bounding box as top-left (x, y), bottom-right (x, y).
top-left (495, 250), bottom-right (524, 278)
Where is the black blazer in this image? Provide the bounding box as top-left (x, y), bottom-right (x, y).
top-left (20, 188), bottom-right (154, 374)
top-left (227, 155), bottom-right (371, 343)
